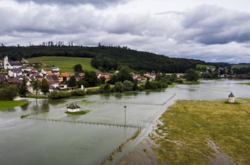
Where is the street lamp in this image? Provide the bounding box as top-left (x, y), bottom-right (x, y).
top-left (124, 106), bottom-right (127, 126)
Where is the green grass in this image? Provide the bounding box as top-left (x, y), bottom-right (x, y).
top-left (232, 65), bottom-right (250, 69)
top-left (0, 100), bottom-right (30, 111)
top-left (152, 100), bottom-right (250, 165)
top-left (65, 110), bottom-right (90, 115)
top-left (27, 56), bottom-right (99, 72)
top-left (196, 64), bottom-right (215, 69)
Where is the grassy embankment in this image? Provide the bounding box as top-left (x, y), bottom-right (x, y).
top-left (27, 56), bottom-right (99, 72)
top-left (0, 100), bottom-right (30, 111)
top-left (196, 64), bottom-right (215, 69)
top-left (151, 99), bottom-right (250, 165)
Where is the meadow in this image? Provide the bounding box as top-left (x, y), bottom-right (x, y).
top-left (151, 99), bottom-right (250, 165)
top-left (27, 56), bottom-right (99, 72)
top-left (196, 64), bottom-right (215, 69)
top-left (0, 100), bottom-right (30, 111)
top-left (232, 64), bottom-right (250, 69)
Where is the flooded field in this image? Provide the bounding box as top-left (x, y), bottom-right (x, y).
top-left (0, 79), bottom-right (250, 165)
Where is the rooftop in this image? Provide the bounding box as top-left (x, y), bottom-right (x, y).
top-left (67, 103), bottom-right (80, 109)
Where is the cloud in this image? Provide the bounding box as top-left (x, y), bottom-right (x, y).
top-left (0, 2), bottom-right (250, 62)
top-left (175, 5), bottom-right (250, 44)
top-left (13, 0), bottom-right (128, 8)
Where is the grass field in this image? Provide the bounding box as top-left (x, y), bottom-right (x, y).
top-left (0, 100), bottom-right (30, 111)
top-left (151, 99), bottom-right (250, 165)
top-left (27, 56), bottom-right (99, 72)
top-left (232, 65), bottom-right (250, 69)
top-left (196, 64), bottom-right (215, 69)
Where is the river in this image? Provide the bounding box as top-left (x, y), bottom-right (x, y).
top-left (0, 79), bottom-right (249, 165)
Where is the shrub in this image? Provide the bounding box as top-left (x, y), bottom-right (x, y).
top-left (70, 90), bottom-right (86, 96)
top-left (114, 82), bottom-right (124, 92)
top-left (48, 91), bottom-right (71, 99)
top-left (123, 80), bottom-right (134, 91)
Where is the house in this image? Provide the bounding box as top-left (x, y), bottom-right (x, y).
top-left (0, 74), bottom-right (6, 83)
top-left (228, 92), bottom-right (235, 103)
top-left (8, 68), bottom-right (22, 77)
top-left (46, 75), bottom-right (59, 83)
top-left (144, 73), bottom-right (156, 81)
top-left (3, 56), bottom-right (22, 69)
top-left (51, 67), bottom-right (60, 74)
top-left (131, 73), bottom-right (146, 83)
top-left (97, 73), bottom-right (112, 81)
top-left (41, 68), bottom-right (52, 75)
top-left (7, 77), bottom-right (30, 85)
top-left (59, 84), bottom-right (68, 90)
top-left (61, 72), bottom-right (74, 81)
top-left (67, 103), bottom-right (80, 112)
top-left (0, 62), bottom-right (3, 69)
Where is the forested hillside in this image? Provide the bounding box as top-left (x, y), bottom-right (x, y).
top-left (0, 45), bottom-right (205, 73)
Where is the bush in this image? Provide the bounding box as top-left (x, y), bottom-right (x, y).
top-left (0, 85), bottom-right (18, 100)
top-left (70, 90), bottom-right (86, 96)
top-left (48, 91), bottom-right (71, 99)
top-left (123, 80), bottom-right (134, 91)
top-left (114, 82), bottom-right (124, 92)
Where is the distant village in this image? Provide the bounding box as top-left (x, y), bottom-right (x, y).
top-left (0, 56), bottom-right (182, 95)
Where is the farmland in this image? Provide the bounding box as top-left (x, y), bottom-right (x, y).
top-left (151, 100), bottom-right (250, 165)
top-left (196, 64), bottom-right (215, 69)
top-left (27, 56), bottom-right (99, 72)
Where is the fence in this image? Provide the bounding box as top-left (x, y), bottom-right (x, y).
top-left (23, 116), bottom-right (140, 129)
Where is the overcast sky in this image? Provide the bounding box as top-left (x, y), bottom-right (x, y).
top-left (1, 0), bottom-right (250, 63)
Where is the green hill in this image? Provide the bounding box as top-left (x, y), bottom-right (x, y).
top-left (27, 56), bottom-right (99, 72)
top-left (0, 45), bottom-right (205, 73)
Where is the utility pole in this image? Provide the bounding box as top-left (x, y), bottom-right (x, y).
top-left (124, 106), bottom-right (127, 126)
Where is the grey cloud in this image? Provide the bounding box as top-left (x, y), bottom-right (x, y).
top-left (14, 0), bottom-right (128, 8)
top-left (1, 3), bottom-right (250, 62)
top-left (176, 5), bottom-right (250, 44)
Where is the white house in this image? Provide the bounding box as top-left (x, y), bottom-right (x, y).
top-left (51, 67), bottom-right (60, 74)
top-left (67, 103), bottom-right (81, 112)
top-left (228, 92), bottom-right (235, 103)
top-left (8, 68), bottom-right (22, 77)
top-left (4, 56), bottom-right (22, 69)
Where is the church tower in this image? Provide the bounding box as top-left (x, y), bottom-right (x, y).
top-left (4, 56), bottom-right (9, 69)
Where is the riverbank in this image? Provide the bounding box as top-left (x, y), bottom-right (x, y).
top-left (121, 99), bottom-right (250, 165)
top-left (0, 100), bottom-right (30, 111)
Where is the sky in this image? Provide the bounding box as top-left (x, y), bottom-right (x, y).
top-left (0, 0), bottom-right (250, 63)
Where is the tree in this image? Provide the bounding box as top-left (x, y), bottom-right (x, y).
top-left (185, 69), bottom-right (200, 81)
top-left (114, 82), bottom-right (124, 92)
top-left (41, 79), bottom-right (49, 95)
top-left (123, 80), bottom-right (134, 91)
top-left (83, 71), bottom-right (100, 87)
top-left (145, 78), bottom-right (151, 89)
top-left (77, 80), bottom-right (89, 88)
top-left (74, 64), bottom-right (83, 73)
top-left (108, 75), bottom-right (118, 84)
top-left (68, 76), bottom-right (77, 87)
top-left (117, 66), bottom-right (133, 82)
top-left (103, 84), bottom-right (110, 93)
top-left (0, 85), bottom-right (18, 100)
top-left (100, 76), bottom-right (106, 84)
top-left (133, 80), bottom-right (138, 91)
top-left (155, 73), bottom-right (162, 81)
top-left (19, 78), bottom-right (28, 97)
top-left (32, 80), bottom-right (41, 97)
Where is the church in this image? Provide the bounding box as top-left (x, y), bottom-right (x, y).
top-left (3, 56), bottom-right (22, 70)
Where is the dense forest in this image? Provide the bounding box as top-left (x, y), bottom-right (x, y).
top-left (0, 43), bottom-right (205, 73)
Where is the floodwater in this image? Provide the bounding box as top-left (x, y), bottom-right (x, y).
top-left (0, 79), bottom-right (250, 165)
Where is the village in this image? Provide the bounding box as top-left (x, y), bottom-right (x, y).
top-left (0, 56), bottom-right (184, 96)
